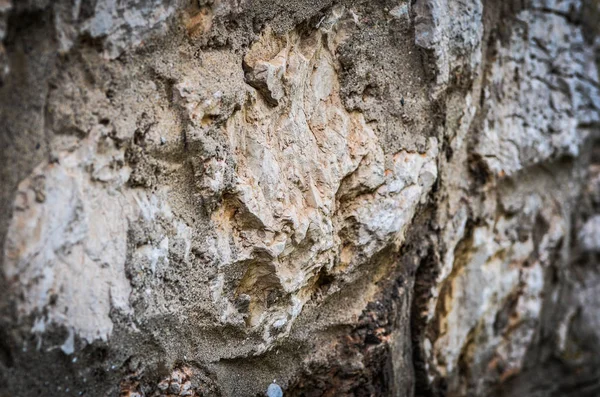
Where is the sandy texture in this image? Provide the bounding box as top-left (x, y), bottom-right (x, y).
top-left (0, 0), bottom-right (599, 396)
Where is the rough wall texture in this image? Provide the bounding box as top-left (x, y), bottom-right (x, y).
top-left (0, 0), bottom-right (599, 396)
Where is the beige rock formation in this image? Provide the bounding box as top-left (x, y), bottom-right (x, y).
top-left (0, 0), bottom-right (598, 396)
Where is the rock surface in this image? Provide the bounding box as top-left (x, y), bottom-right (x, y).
top-left (0, 0), bottom-right (599, 396)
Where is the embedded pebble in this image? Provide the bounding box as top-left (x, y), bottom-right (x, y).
top-left (266, 382), bottom-right (283, 397)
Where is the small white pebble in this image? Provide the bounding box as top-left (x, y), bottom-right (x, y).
top-left (266, 382), bottom-right (283, 397)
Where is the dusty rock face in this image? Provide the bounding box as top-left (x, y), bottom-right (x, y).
top-left (0, 0), bottom-right (599, 396)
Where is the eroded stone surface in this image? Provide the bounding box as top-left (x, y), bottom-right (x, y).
top-left (0, 0), bottom-right (599, 396)
top-left (4, 127), bottom-right (134, 345)
top-left (475, 2), bottom-right (600, 176)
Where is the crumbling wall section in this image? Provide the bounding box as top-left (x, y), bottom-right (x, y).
top-left (0, 1), bottom-right (598, 396)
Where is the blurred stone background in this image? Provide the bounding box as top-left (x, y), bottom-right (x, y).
top-left (0, 0), bottom-right (599, 396)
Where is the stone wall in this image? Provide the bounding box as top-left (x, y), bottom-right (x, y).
top-left (0, 0), bottom-right (598, 396)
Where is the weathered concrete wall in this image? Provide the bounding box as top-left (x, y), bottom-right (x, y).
top-left (0, 0), bottom-right (598, 396)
